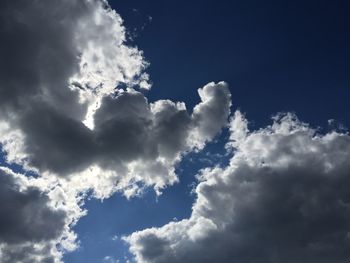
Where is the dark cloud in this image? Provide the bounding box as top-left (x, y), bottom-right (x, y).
top-left (0, 0), bottom-right (87, 118)
top-left (12, 83), bottom-right (230, 181)
top-left (0, 168), bottom-right (67, 262)
top-left (94, 92), bottom-right (157, 165)
top-left (150, 100), bottom-right (192, 159)
top-left (126, 113), bottom-right (350, 263)
top-left (0, 242), bottom-right (60, 263)
top-left (18, 102), bottom-right (95, 175)
top-left (0, 0), bottom-right (231, 184)
top-left (0, 0), bottom-right (232, 261)
top-left (0, 1), bottom-right (154, 260)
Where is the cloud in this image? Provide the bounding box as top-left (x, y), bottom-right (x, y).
top-left (2, 82), bottom-right (230, 199)
top-left (6, 1), bottom-right (347, 262)
top-left (0, 0), bottom-right (232, 261)
top-left (125, 112), bottom-right (350, 263)
top-left (3, 0), bottom-right (349, 262)
top-left (0, 167), bottom-right (76, 263)
top-left (0, 0), bottom-right (149, 111)
top-left (189, 82), bottom-right (232, 149)
top-left (0, 0), bottom-right (231, 196)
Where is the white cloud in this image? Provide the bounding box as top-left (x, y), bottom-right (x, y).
top-left (103, 255), bottom-right (120, 263)
top-left (125, 112), bottom-right (350, 263)
top-left (189, 81), bottom-right (232, 149)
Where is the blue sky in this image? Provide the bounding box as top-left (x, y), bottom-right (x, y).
top-left (64, 146), bottom-right (230, 262)
top-left (112, 0), bottom-right (349, 125)
top-left (0, 1), bottom-right (350, 263)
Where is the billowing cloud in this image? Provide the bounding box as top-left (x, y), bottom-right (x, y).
top-left (125, 112), bottom-right (350, 263)
top-left (0, 0), bottom-right (232, 261)
top-left (0, 167), bottom-right (78, 263)
top-left (0, 0), bottom-right (231, 195)
top-left (2, 82), bottom-right (231, 198)
top-left (0, 0), bottom-right (149, 112)
top-left (5, 1), bottom-right (346, 262)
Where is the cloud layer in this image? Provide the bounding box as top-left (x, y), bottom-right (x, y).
top-left (126, 112), bottom-right (350, 263)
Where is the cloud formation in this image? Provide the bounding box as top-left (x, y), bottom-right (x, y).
top-left (126, 112), bottom-right (350, 263)
top-left (0, 167), bottom-right (73, 263)
top-left (3, 1), bottom-right (348, 262)
top-left (2, 81), bottom-right (231, 198)
top-left (0, 0), bottom-right (231, 195)
top-left (0, 0), bottom-right (231, 261)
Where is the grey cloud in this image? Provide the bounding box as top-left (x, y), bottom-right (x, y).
top-left (18, 102), bottom-right (95, 175)
top-left (150, 100), bottom-right (192, 159)
top-left (0, 0), bottom-right (233, 261)
top-left (94, 92), bottom-right (157, 166)
top-left (0, 169), bottom-right (66, 243)
top-left (0, 168), bottom-right (67, 262)
top-left (13, 83), bottom-right (230, 180)
top-left (0, 0), bottom-right (88, 119)
top-left (126, 113), bottom-right (350, 263)
top-left (0, 243), bottom-right (57, 263)
top-left (0, 0), bottom-right (148, 118)
top-left (0, 0), bottom-right (231, 188)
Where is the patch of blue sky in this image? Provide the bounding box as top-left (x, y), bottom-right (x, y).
top-left (64, 131), bottom-right (231, 263)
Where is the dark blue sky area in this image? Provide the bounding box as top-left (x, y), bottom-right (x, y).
top-left (65, 1), bottom-right (349, 262)
top-left (64, 144), bottom-right (230, 263)
top-left (112, 0), bottom-right (349, 128)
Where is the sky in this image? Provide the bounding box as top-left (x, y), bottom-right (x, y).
top-left (0, 1), bottom-right (350, 263)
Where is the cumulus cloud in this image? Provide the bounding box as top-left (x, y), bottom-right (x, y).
top-left (3, 1), bottom-right (348, 263)
top-left (0, 167), bottom-right (79, 263)
top-left (125, 112), bottom-right (350, 263)
top-left (7, 1), bottom-right (346, 263)
top-left (189, 82), bottom-right (232, 148)
top-left (0, 0), bottom-right (232, 261)
top-left (2, 82), bottom-right (230, 199)
top-left (0, 0), bottom-right (231, 194)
